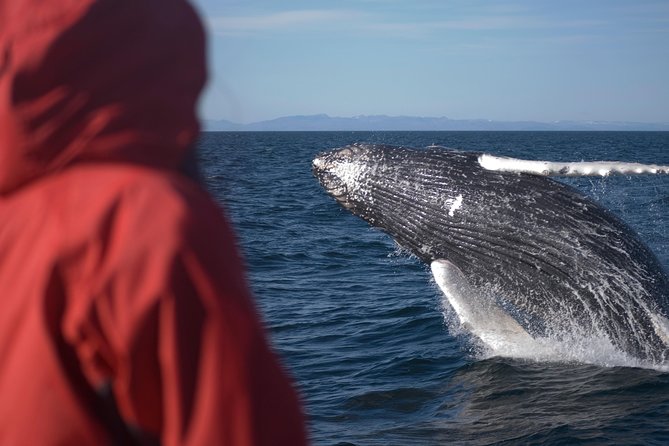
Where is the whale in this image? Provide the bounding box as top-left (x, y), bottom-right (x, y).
top-left (312, 143), bottom-right (669, 364)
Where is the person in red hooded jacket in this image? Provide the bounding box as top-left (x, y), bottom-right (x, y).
top-left (0, 0), bottom-right (308, 444)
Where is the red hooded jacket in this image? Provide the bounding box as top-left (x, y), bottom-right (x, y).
top-left (0, 0), bottom-right (307, 444)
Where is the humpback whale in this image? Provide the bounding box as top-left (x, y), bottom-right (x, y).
top-left (312, 143), bottom-right (669, 364)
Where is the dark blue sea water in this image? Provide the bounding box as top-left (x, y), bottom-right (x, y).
top-left (198, 132), bottom-right (669, 445)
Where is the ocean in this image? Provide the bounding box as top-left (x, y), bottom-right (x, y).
top-left (198, 131), bottom-right (669, 446)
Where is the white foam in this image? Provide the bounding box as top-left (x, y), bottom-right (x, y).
top-left (478, 153), bottom-right (669, 177)
top-left (448, 307), bottom-right (669, 371)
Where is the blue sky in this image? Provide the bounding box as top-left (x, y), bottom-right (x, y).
top-left (191, 0), bottom-right (669, 124)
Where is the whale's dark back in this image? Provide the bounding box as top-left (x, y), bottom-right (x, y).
top-left (313, 144), bottom-right (669, 363)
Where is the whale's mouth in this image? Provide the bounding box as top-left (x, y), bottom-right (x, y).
top-left (314, 168), bottom-right (349, 202)
top-left (312, 154), bottom-right (348, 203)
top-left (312, 145), bottom-right (368, 208)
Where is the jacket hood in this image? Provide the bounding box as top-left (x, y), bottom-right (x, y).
top-left (0, 0), bottom-right (207, 194)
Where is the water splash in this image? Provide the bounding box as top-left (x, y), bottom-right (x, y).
top-left (437, 283), bottom-right (669, 372)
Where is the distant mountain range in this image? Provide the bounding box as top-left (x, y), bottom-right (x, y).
top-left (203, 114), bottom-right (669, 132)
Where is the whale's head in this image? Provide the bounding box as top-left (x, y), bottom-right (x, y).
top-left (312, 144), bottom-right (369, 210)
top-left (312, 143), bottom-right (479, 261)
top-left (312, 144), bottom-right (391, 214)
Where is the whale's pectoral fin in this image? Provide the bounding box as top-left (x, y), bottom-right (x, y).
top-left (430, 259), bottom-right (534, 349)
top-left (478, 153), bottom-right (669, 177)
top-left (430, 259), bottom-right (478, 327)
